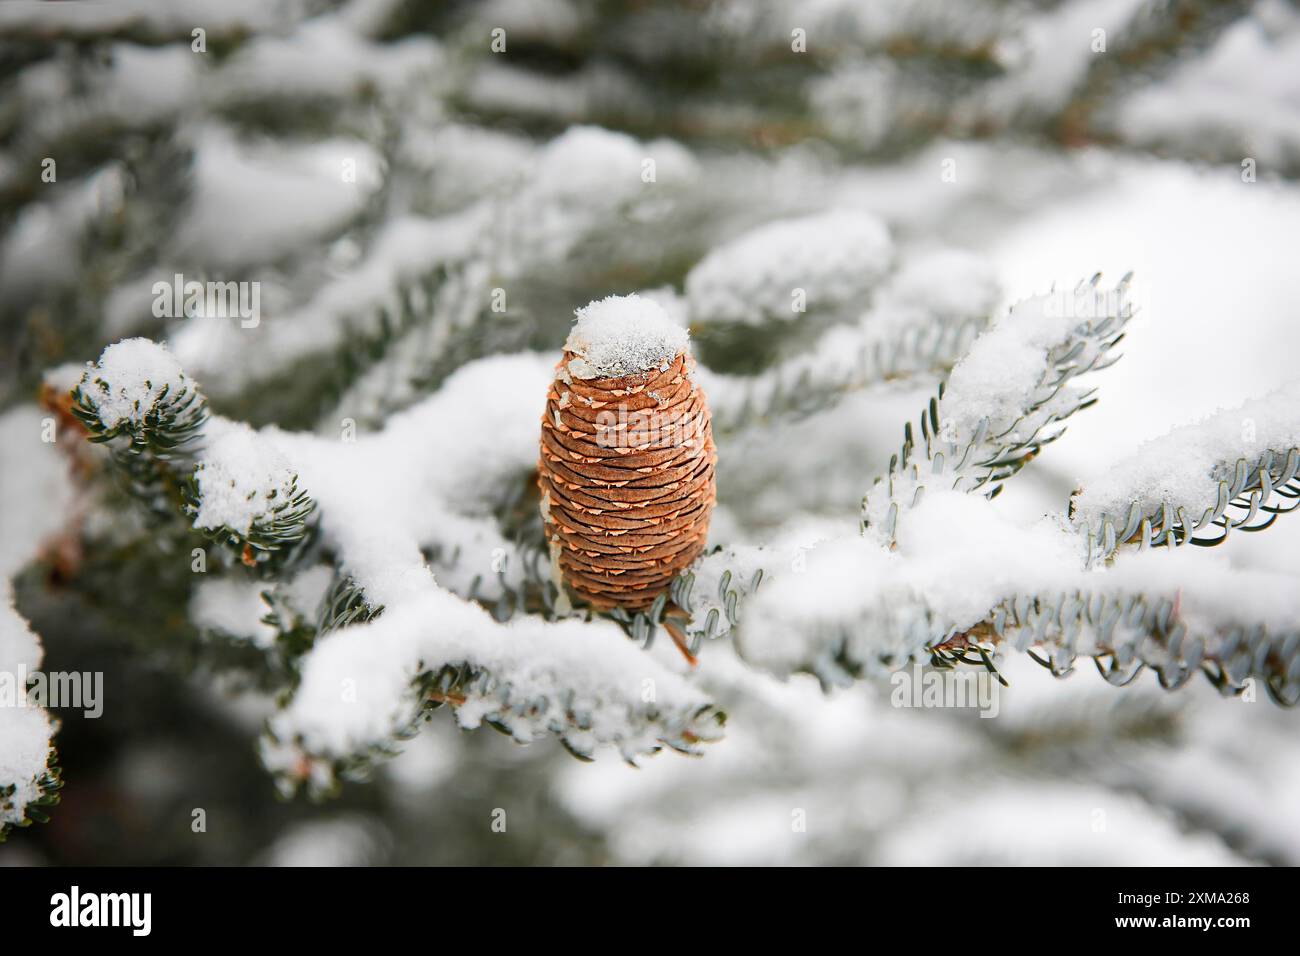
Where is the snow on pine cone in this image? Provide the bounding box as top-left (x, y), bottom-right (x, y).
top-left (539, 294), bottom-right (716, 610)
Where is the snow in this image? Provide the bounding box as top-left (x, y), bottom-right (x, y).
top-left (0, 0), bottom-right (276, 36)
top-left (563, 294), bottom-right (689, 379)
top-left (1072, 379), bottom-right (1300, 534)
top-left (76, 337), bottom-right (190, 431)
top-left (462, 62), bottom-right (590, 123)
top-left (0, 407), bottom-right (75, 580)
top-left (736, 491), bottom-right (1085, 678)
top-left (216, 17), bottom-right (440, 103)
top-left (0, 167), bottom-right (126, 302)
top-left (175, 126), bottom-right (383, 270)
top-left (0, 406), bottom-right (74, 830)
top-left (270, 588), bottom-right (718, 768)
top-left (100, 43), bottom-right (204, 120)
top-left (972, 0), bottom-right (1149, 122)
top-left (530, 125), bottom-right (660, 203)
top-left (191, 422), bottom-right (300, 537)
top-left (1115, 8), bottom-right (1300, 169)
top-left (190, 578), bottom-right (277, 649)
top-left (942, 281), bottom-right (1127, 443)
top-left (267, 353), bottom-right (552, 608)
top-left (169, 210), bottom-right (486, 396)
top-left (258, 816), bottom-right (389, 867)
top-left (492, 125), bottom-right (698, 274)
top-left (685, 210), bottom-right (892, 325)
top-left (701, 246), bottom-right (998, 426)
top-left (401, 123), bottom-right (535, 209)
top-left (875, 781), bottom-right (1244, 866)
top-left (876, 247), bottom-right (1001, 325)
top-left (809, 59), bottom-right (905, 152)
top-left (0, 705), bottom-right (55, 830)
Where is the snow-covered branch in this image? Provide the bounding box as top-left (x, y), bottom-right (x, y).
top-left (70, 338), bottom-right (208, 518)
top-left (710, 490), bottom-right (1300, 705)
top-left (1073, 380), bottom-right (1300, 564)
top-left (863, 274), bottom-right (1132, 546)
top-left (73, 338), bottom-right (725, 779)
top-left (264, 590), bottom-right (724, 794)
top-left (0, 408), bottom-right (74, 838)
top-left (685, 211), bottom-right (893, 328)
top-left (701, 246), bottom-right (1000, 431)
top-left (988, 565), bottom-right (1300, 706)
top-left (674, 276), bottom-right (1299, 705)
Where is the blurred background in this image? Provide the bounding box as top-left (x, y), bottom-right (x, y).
top-left (1, 0), bottom-right (1298, 865)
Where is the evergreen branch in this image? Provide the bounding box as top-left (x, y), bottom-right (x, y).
top-left (698, 244), bottom-right (999, 433)
top-left (190, 564), bottom-right (378, 696)
top-left (261, 590), bottom-right (725, 796)
top-left (184, 472), bottom-right (316, 566)
top-left (446, 474), bottom-right (562, 624)
top-left (70, 340), bottom-right (722, 780)
top-left (730, 551), bottom-right (1300, 707)
top-left (1072, 381), bottom-right (1300, 565)
top-left (975, 588), bottom-right (1300, 706)
top-left (684, 210), bottom-right (893, 329)
top-left (1085, 449), bottom-right (1300, 565)
top-left (719, 489), bottom-right (1300, 707)
top-left (0, 760), bottom-right (64, 844)
top-left (671, 546), bottom-right (769, 648)
top-left (1071, 0), bottom-right (1255, 141)
top-left (316, 572), bottom-right (384, 635)
top-left (73, 341), bottom-right (319, 568)
top-left (70, 349), bottom-right (208, 454)
top-left (318, 263), bottom-right (514, 429)
top-left (705, 312), bottom-right (987, 432)
top-left (70, 338), bottom-right (209, 517)
top-left (863, 274), bottom-right (1132, 546)
top-left (181, 422), bottom-right (317, 568)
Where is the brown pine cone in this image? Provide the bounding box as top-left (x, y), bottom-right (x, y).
top-left (539, 295), bottom-right (716, 610)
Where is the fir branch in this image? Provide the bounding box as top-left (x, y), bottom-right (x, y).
top-left (1084, 450), bottom-right (1300, 565)
top-left (671, 546), bottom-right (769, 648)
top-left (318, 262), bottom-right (512, 429)
top-left (863, 274), bottom-right (1132, 546)
top-left (69, 347), bottom-right (206, 447)
top-left (1072, 381), bottom-right (1300, 565)
top-left (0, 760), bottom-right (63, 844)
top-left (70, 339), bottom-right (209, 516)
top-left (684, 210), bottom-right (893, 329)
top-left (975, 588), bottom-right (1300, 706)
top-left (184, 473), bottom-right (316, 566)
top-left (261, 590), bottom-right (725, 796)
top-left (705, 312), bottom-right (987, 432)
top-left (316, 572), bottom-right (383, 636)
top-left (183, 422), bottom-right (317, 568)
top-left (701, 245), bottom-right (1000, 433)
top-left (728, 562), bottom-right (1300, 707)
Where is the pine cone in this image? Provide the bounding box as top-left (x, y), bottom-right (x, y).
top-left (539, 295), bottom-right (716, 610)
